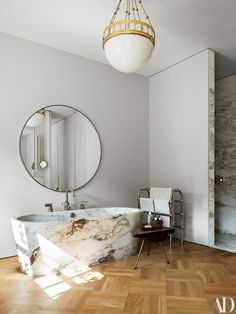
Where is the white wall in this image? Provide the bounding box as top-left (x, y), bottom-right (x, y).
top-left (0, 32), bottom-right (149, 258)
top-left (149, 50), bottom-right (210, 245)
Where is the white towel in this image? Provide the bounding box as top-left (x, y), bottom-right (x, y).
top-left (153, 199), bottom-right (170, 227)
top-left (150, 187), bottom-right (173, 200)
top-left (140, 198), bottom-right (155, 212)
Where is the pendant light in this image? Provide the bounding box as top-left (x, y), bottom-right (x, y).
top-left (103, 0), bottom-right (156, 73)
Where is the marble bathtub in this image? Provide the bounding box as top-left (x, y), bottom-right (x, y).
top-left (11, 208), bottom-right (141, 276)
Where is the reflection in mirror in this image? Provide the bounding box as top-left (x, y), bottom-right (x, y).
top-left (20, 105), bottom-right (101, 191)
top-left (39, 160), bottom-right (48, 169)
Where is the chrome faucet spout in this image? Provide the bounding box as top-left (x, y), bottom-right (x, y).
top-left (69, 186), bottom-right (76, 197)
top-left (62, 187), bottom-right (76, 211)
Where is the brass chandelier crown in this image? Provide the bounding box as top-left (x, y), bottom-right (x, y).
top-left (103, 0), bottom-right (156, 48)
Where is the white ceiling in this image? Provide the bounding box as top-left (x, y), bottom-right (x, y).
top-left (0, 0), bottom-right (236, 78)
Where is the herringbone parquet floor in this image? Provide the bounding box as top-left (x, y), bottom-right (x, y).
top-left (0, 240), bottom-right (236, 314)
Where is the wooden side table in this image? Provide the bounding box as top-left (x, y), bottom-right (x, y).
top-left (133, 227), bottom-right (175, 269)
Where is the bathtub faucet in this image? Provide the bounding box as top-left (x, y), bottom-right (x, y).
top-left (62, 187), bottom-right (75, 211)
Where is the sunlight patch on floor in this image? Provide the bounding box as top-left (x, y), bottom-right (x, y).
top-left (34, 273), bottom-right (62, 288)
top-left (34, 268), bottom-right (104, 299)
top-left (44, 282), bottom-right (71, 299)
top-left (72, 270), bottom-right (104, 285)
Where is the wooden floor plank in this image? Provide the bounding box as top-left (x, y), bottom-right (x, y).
top-left (0, 240), bottom-right (236, 314)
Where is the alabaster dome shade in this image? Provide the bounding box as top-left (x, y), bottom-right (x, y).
top-left (103, 0), bottom-right (156, 73)
top-left (26, 112), bottom-right (45, 128)
top-left (104, 33), bottom-right (154, 73)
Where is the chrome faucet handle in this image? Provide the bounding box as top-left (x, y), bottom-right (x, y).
top-left (45, 203), bottom-right (53, 212)
top-left (80, 201), bottom-right (88, 209)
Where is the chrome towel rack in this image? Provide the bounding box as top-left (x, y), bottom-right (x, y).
top-left (137, 187), bottom-right (184, 247)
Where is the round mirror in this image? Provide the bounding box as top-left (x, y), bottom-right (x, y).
top-left (20, 105), bottom-right (102, 191)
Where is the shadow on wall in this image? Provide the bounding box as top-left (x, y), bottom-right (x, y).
top-left (216, 52), bottom-right (236, 81)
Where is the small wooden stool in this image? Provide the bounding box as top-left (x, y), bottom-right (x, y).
top-left (133, 227), bottom-right (175, 269)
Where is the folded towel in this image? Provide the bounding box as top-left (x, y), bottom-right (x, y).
top-left (153, 199), bottom-right (170, 227)
top-left (159, 215), bottom-right (170, 227)
top-left (153, 199), bottom-right (170, 213)
top-left (140, 198), bottom-right (155, 212)
top-left (150, 187), bottom-right (173, 200)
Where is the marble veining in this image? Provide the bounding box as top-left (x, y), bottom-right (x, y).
top-left (215, 74), bottom-right (236, 240)
top-left (11, 208), bottom-right (141, 276)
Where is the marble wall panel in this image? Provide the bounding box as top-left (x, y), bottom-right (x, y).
top-left (215, 75), bottom-right (236, 236)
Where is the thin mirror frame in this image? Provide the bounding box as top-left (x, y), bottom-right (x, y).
top-left (19, 104), bottom-right (102, 192)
